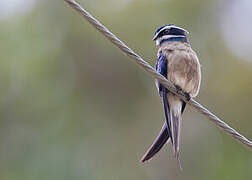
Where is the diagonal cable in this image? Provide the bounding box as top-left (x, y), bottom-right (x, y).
top-left (64, 0), bottom-right (252, 149)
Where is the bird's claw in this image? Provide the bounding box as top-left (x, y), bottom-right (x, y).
top-left (175, 85), bottom-right (191, 102)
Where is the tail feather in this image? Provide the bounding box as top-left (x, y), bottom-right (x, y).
top-left (141, 89), bottom-right (186, 168)
top-left (171, 113), bottom-right (180, 154)
top-left (141, 123), bottom-right (169, 162)
top-left (141, 87), bottom-right (172, 163)
top-left (162, 89), bottom-right (173, 144)
top-left (168, 95), bottom-right (183, 169)
top-left (171, 112), bottom-right (182, 169)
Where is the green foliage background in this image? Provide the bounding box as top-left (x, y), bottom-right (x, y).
top-left (0, 0), bottom-right (251, 179)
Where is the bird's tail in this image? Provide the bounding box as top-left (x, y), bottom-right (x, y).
top-left (141, 122), bottom-right (169, 162)
top-left (168, 94), bottom-right (183, 170)
top-left (141, 88), bottom-right (171, 162)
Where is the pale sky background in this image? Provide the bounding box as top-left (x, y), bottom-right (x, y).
top-left (220, 0), bottom-right (252, 62)
top-left (0, 0), bottom-right (37, 20)
top-left (1, 0), bottom-right (251, 62)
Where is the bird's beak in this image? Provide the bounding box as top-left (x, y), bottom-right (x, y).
top-left (153, 34), bottom-right (158, 41)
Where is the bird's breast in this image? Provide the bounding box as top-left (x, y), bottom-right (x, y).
top-left (160, 44), bottom-right (201, 97)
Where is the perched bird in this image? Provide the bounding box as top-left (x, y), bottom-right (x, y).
top-left (141, 24), bottom-right (201, 168)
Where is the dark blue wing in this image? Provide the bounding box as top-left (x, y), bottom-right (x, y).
top-left (157, 53), bottom-right (174, 145)
top-left (141, 52), bottom-right (172, 163)
top-left (155, 53), bottom-right (172, 140)
top-left (155, 53), bottom-right (168, 94)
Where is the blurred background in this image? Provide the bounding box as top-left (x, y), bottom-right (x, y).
top-left (0, 0), bottom-right (252, 179)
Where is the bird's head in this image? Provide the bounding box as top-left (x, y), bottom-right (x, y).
top-left (153, 24), bottom-right (189, 46)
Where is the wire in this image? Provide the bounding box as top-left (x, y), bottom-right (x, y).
top-left (64, 0), bottom-right (252, 149)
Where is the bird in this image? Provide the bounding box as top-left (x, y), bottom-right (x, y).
top-left (141, 24), bottom-right (201, 168)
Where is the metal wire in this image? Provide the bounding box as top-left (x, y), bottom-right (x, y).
top-left (64, 0), bottom-right (252, 149)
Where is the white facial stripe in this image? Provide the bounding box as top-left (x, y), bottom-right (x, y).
top-left (157, 25), bottom-right (189, 34)
top-left (160, 35), bottom-right (186, 40)
top-left (156, 35), bottom-right (186, 46)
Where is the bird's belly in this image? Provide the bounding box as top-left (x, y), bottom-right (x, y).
top-left (168, 72), bottom-right (189, 91)
top-left (167, 61), bottom-right (196, 94)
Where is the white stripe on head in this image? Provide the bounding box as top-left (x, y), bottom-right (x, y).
top-left (157, 25), bottom-right (189, 35)
top-left (156, 35), bottom-right (186, 46)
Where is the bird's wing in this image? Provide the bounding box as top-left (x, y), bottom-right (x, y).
top-left (155, 53), bottom-right (168, 95)
top-left (141, 53), bottom-right (173, 162)
top-left (156, 53), bottom-right (173, 144)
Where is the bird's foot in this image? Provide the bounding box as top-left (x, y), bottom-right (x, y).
top-left (175, 85), bottom-right (191, 102)
top-left (184, 92), bottom-right (191, 102)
